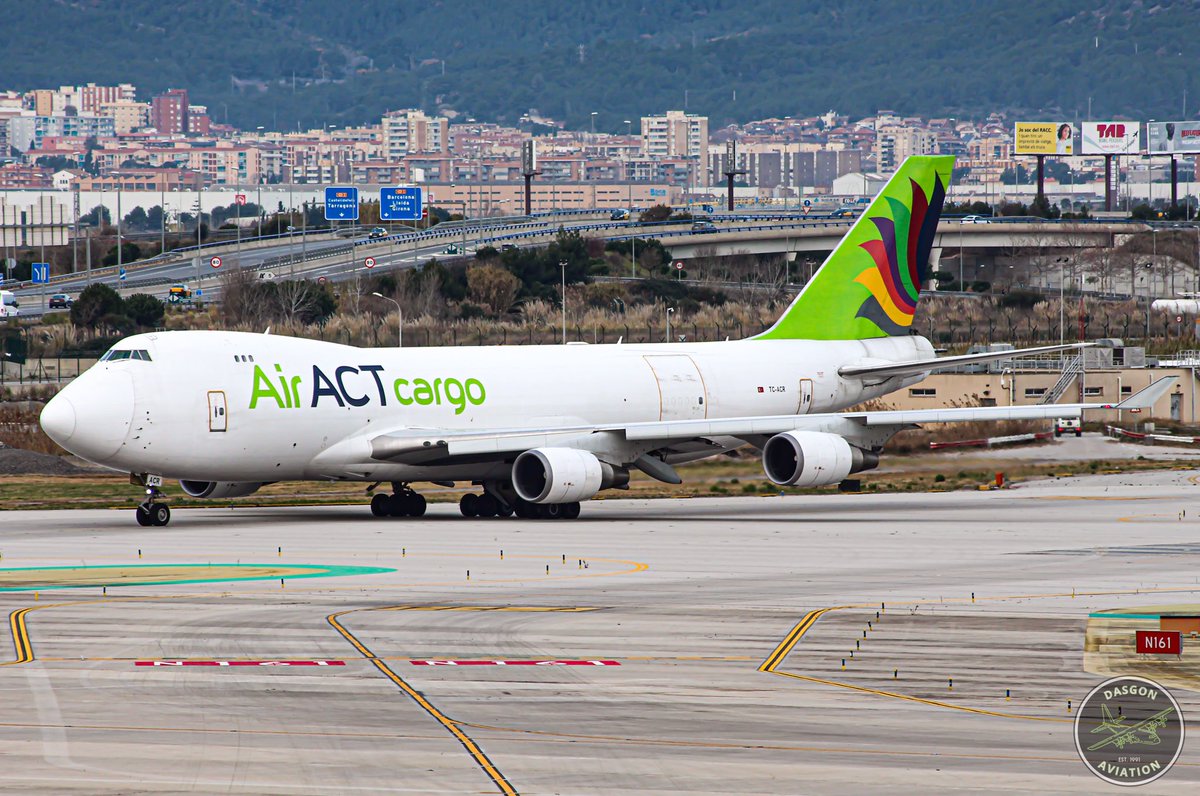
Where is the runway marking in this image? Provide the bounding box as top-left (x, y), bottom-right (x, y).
top-left (0, 563), bottom-right (392, 592)
top-left (1117, 513), bottom-right (1179, 523)
top-left (1025, 495), bottom-right (1157, 501)
top-left (410, 660), bottom-right (618, 666)
top-left (134, 660), bottom-right (345, 667)
top-left (378, 605), bottom-right (599, 612)
top-left (328, 608), bottom-right (518, 796)
top-left (760, 585), bottom-right (1200, 724)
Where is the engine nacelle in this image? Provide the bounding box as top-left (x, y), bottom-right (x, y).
top-left (512, 448), bottom-right (629, 504)
top-left (179, 480), bottom-right (265, 499)
top-left (762, 431), bottom-right (879, 488)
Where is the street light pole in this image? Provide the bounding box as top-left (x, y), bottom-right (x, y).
top-left (560, 259), bottom-right (567, 344)
top-left (666, 307), bottom-right (674, 343)
top-left (372, 292), bottom-right (402, 347)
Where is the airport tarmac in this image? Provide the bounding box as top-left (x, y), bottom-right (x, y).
top-left (3, 471), bottom-right (1200, 793)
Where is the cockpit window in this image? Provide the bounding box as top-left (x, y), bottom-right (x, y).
top-left (101, 349), bottom-right (152, 362)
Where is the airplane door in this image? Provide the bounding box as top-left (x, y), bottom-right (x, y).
top-left (644, 355), bottom-right (707, 421)
top-left (798, 378), bottom-right (814, 414)
top-left (207, 390), bottom-right (228, 432)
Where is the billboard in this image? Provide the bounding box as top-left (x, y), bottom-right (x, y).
top-left (521, 140), bottom-right (537, 174)
top-left (1147, 121), bottom-right (1200, 154)
top-left (1014, 122), bottom-right (1074, 155)
top-left (1080, 121), bottom-right (1140, 155)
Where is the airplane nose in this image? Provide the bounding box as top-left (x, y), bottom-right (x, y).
top-left (41, 370), bottom-right (135, 461)
top-left (40, 393), bottom-right (77, 444)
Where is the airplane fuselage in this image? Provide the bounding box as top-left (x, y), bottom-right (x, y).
top-left (46, 330), bottom-right (933, 483)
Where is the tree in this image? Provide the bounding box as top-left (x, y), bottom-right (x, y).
top-left (123, 206), bottom-right (150, 231)
top-left (102, 242), bottom-right (141, 266)
top-left (467, 264), bottom-right (520, 315)
top-left (81, 205), bottom-right (111, 226)
top-left (70, 283), bottom-right (125, 331)
top-left (639, 204), bottom-right (672, 223)
top-left (124, 293), bottom-right (165, 328)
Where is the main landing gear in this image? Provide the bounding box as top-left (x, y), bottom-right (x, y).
top-left (459, 493), bottom-right (581, 520)
top-left (370, 483), bottom-right (427, 518)
top-left (134, 480), bottom-right (171, 527)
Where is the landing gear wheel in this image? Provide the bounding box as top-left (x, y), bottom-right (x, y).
top-left (514, 499), bottom-right (535, 519)
top-left (561, 501), bottom-right (581, 520)
top-left (476, 493), bottom-right (499, 518)
top-left (370, 493), bottom-right (390, 517)
top-left (135, 505), bottom-right (153, 526)
top-left (386, 495), bottom-right (409, 517)
top-left (496, 503), bottom-right (514, 518)
top-left (405, 493), bottom-right (427, 517)
top-left (150, 503), bottom-right (171, 527)
top-left (460, 493), bottom-right (479, 517)
top-left (543, 503), bottom-right (563, 520)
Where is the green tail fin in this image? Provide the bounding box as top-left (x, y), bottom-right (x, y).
top-left (754, 155), bottom-right (955, 341)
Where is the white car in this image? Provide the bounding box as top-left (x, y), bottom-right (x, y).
top-left (962, 215), bottom-right (991, 223)
top-left (1054, 418), bottom-right (1082, 438)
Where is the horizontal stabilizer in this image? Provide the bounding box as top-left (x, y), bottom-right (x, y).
top-left (1114, 377), bottom-right (1177, 410)
top-left (839, 342), bottom-right (1091, 380)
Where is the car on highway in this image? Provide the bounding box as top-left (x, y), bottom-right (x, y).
top-left (962, 215), bottom-right (991, 223)
top-left (48, 293), bottom-right (72, 309)
top-left (167, 284), bottom-right (193, 304)
top-left (690, 220), bottom-right (717, 233)
top-left (609, 208), bottom-right (630, 221)
top-left (500, 243), bottom-right (518, 252)
top-left (829, 207), bottom-right (857, 218)
top-left (1054, 417), bottom-right (1082, 438)
top-left (368, 227), bottom-right (389, 240)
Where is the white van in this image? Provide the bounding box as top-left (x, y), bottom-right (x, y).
top-left (0, 290), bottom-right (18, 318)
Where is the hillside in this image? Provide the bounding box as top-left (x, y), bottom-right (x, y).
top-left (7, 0), bottom-right (1199, 130)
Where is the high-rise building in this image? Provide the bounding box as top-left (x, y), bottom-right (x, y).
top-left (382, 109), bottom-right (448, 159)
top-left (80, 83), bottom-right (136, 113)
top-left (98, 101), bottom-right (150, 135)
top-left (151, 89), bottom-right (189, 134)
top-left (640, 111), bottom-right (708, 186)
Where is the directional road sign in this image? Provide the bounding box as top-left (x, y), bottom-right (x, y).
top-left (209, 256), bottom-right (222, 269)
top-left (364, 257), bottom-right (377, 269)
top-left (31, 263), bottom-right (50, 283)
top-left (324, 187), bottom-right (359, 221)
top-left (380, 187), bottom-right (423, 221)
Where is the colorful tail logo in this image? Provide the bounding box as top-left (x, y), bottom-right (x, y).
top-left (754, 155), bottom-right (955, 341)
top-left (854, 173), bottom-right (947, 334)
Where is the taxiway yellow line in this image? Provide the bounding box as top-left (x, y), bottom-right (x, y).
top-left (3, 608), bottom-right (33, 665)
top-left (328, 609), bottom-right (518, 796)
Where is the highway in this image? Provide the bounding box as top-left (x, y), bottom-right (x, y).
top-left (4, 212), bottom-right (1176, 316)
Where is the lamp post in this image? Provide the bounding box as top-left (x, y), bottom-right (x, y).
top-left (666, 307), bottom-right (674, 343)
top-left (590, 111), bottom-right (597, 135)
top-left (559, 259), bottom-right (567, 344)
top-left (372, 292), bottom-right (402, 347)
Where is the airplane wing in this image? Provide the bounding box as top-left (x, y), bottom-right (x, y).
top-left (364, 377), bottom-right (1176, 463)
top-left (839, 342), bottom-right (1091, 380)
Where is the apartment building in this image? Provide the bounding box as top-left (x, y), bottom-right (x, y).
top-left (382, 109), bottom-right (448, 159)
top-left (640, 111), bottom-right (708, 184)
top-left (6, 113), bottom-right (115, 152)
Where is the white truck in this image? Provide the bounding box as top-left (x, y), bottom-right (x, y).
top-left (1055, 417), bottom-right (1082, 437)
top-left (0, 290), bottom-right (19, 318)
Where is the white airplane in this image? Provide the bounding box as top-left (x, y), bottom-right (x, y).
top-left (39, 156), bottom-right (1172, 526)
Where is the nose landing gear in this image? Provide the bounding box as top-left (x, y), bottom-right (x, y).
top-left (134, 477), bottom-right (171, 526)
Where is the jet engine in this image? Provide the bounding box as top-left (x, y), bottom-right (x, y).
top-left (512, 448), bottom-right (629, 504)
top-left (761, 431), bottom-right (879, 488)
top-left (179, 481), bottom-right (266, 499)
